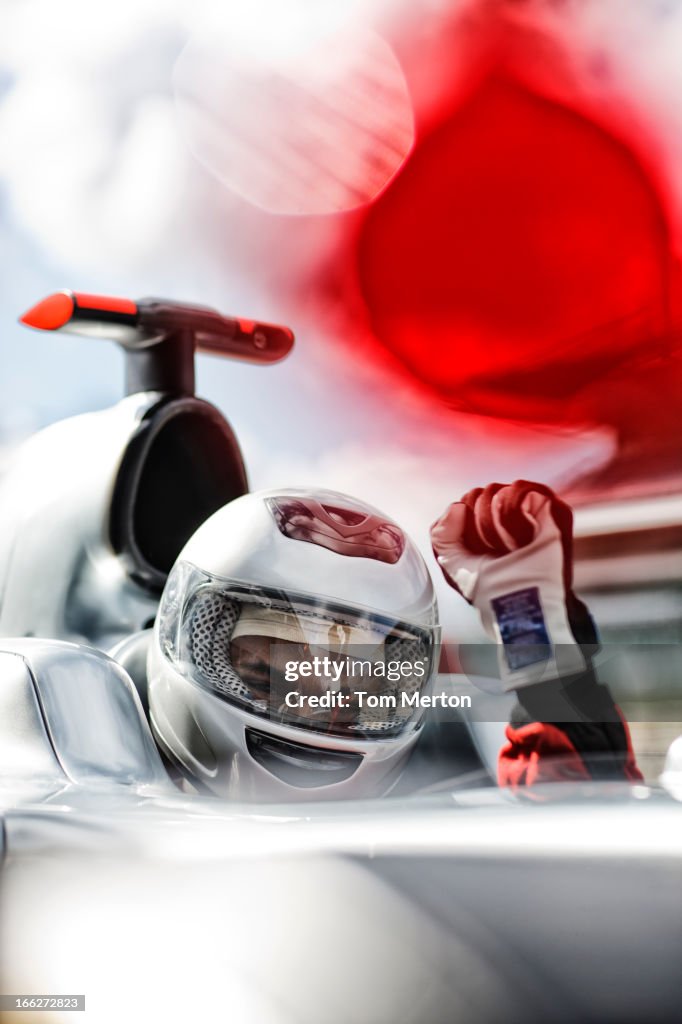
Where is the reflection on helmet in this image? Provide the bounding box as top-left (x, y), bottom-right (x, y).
top-left (268, 495), bottom-right (406, 563)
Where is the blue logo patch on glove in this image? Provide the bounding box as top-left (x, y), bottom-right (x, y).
top-left (491, 587), bottom-right (551, 672)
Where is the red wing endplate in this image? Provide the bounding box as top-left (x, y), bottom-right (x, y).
top-left (20, 290), bottom-right (294, 365)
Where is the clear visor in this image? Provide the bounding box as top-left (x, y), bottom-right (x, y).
top-left (159, 563), bottom-right (438, 739)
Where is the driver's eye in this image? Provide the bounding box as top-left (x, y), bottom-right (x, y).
top-left (230, 642), bottom-right (267, 673)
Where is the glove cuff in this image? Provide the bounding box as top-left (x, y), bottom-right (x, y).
top-left (514, 667), bottom-right (612, 723)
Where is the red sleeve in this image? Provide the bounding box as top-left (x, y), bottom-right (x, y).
top-left (498, 722), bottom-right (592, 789)
top-left (498, 712), bottom-right (643, 790)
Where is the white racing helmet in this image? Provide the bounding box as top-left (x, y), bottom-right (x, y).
top-left (147, 488), bottom-right (440, 801)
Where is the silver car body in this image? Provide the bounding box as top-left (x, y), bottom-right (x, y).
top-left (1, 637), bottom-right (680, 1024)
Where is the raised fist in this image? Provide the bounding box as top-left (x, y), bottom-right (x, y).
top-left (430, 480), bottom-right (598, 691)
top-left (430, 481), bottom-right (642, 788)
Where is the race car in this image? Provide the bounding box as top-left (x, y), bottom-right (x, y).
top-left (1, 292), bottom-right (680, 1023)
top-left (1, 634), bottom-right (681, 1024)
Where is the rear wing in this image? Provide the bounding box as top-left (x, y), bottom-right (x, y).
top-left (20, 290), bottom-right (294, 395)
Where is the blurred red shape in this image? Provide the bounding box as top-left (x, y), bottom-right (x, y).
top-left (356, 76), bottom-right (675, 422)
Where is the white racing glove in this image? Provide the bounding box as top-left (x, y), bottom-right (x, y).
top-left (430, 480), bottom-right (599, 691)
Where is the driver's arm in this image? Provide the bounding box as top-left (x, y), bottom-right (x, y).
top-left (430, 480), bottom-right (642, 789)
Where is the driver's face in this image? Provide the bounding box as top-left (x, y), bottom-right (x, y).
top-left (229, 634), bottom-right (385, 725)
top-left (229, 635), bottom-right (310, 699)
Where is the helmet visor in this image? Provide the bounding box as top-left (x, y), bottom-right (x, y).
top-left (161, 564), bottom-right (438, 740)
